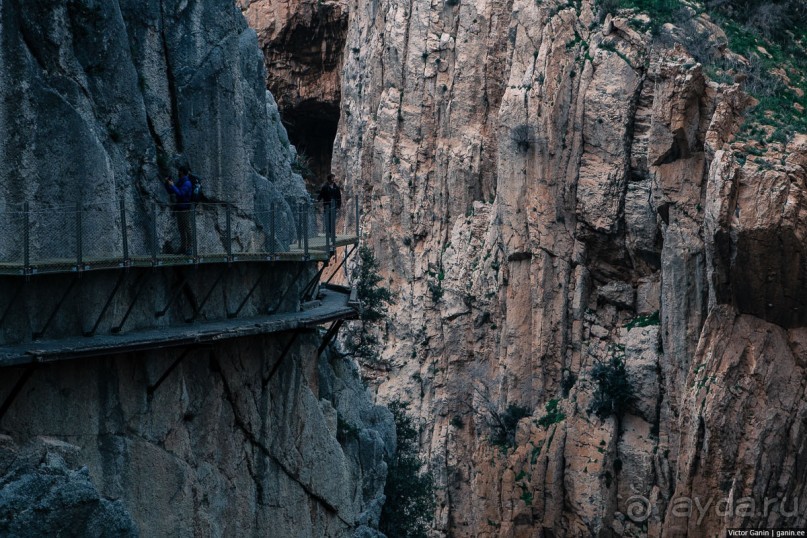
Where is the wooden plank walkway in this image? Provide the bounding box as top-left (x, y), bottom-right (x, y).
top-left (0, 285), bottom-right (358, 367)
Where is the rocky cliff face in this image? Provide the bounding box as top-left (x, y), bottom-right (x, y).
top-left (0, 0), bottom-right (306, 257)
top-left (247, 0), bottom-right (807, 534)
top-left (240, 0), bottom-right (347, 182)
top-left (0, 1), bottom-right (392, 536)
top-left (0, 335), bottom-right (394, 536)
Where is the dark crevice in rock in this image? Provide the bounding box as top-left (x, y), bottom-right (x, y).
top-left (507, 251), bottom-right (533, 262)
top-left (159, 0), bottom-right (183, 153)
top-left (691, 415), bottom-right (706, 479)
top-left (211, 355), bottom-right (353, 528)
top-left (13, 3), bottom-right (47, 74)
top-left (145, 115), bottom-right (168, 175)
top-left (657, 203), bottom-right (670, 225)
top-left (724, 229), bottom-right (807, 328)
top-left (653, 129), bottom-right (691, 166)
top-left (259, 1), bottom-right (348, 186)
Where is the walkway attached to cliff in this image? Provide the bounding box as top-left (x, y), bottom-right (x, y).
top-left (0, 284), bottom-right (358, 367)
top-left (0, 198), bottom-right (358, 275)
top-left (0, 197), bottom-right (362, 370)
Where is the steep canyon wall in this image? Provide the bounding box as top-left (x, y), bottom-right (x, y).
top-left (0, 1), bottom-right (391, 535)
top-left (249, 0), bottom-right (807, 535)
top-left (0, 334), bottom-right (393, 536)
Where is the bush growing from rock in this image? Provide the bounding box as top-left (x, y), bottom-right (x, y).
top-left (588, 356), bottom-right (635, 419)
top-left (488, 404), bottom-right (531, 447)
top-left (347, 245), bottom-right (394, 362)
top-left (380, 400), bottom-right (435, 538)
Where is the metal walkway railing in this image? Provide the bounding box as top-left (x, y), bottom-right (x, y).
top-left (0, 196), bottom-right (359, 275)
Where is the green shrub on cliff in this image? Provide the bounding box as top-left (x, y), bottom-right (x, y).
top-left (625, 310), bottom-right (660, 329)
top-left (595, 0), bottom-right (807, 143)
top-left (536, 399), bottom-right (566, 428)
top-left (357, 245), bottom-right (393, 322)
top-left (588, 355), bottom-right (635, 419)
top-left (348, 245), bottom-right (394, 362)
top-left (380, 400), bottom-right (435, 538)
top-left (488, 404), bottom-right (531, 448)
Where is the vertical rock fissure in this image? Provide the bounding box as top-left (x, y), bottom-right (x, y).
top-left (159, 0), bottom-right (184, 153)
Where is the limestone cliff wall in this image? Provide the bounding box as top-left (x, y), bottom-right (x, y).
top-left (0, 335), bottom-right (393, 536)
top-left (246, 0), bottom-right (807, 534)
top-left (0, 1), bottom-right (392, 536)
top-left (0, 0), bottom-right (308, 259)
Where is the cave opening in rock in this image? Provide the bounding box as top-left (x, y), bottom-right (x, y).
top-left (283, 101), bottom-right (340, 191)
top-left (246, 0), bottom-right (348, 193)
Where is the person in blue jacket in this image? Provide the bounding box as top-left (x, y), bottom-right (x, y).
top-left (164, 165), bottom-right (194, 254)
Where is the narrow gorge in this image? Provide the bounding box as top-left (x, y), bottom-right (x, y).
top-left (245, 0), bottom-right (807, 535)
top-left (0, 0), bottom-right (805, 536)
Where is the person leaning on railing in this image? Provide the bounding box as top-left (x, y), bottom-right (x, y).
top-left (163, 165), bottom-right (193, 255)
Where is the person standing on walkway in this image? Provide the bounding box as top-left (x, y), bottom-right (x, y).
top-left (164, 165), bottom-right (194, 254)
top-left (317, 173), bottom-right (342, 239)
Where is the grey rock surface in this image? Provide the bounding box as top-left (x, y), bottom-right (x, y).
top-left (0, 334), bottom-right (393, 536)
top-left (0, 0), bottom-right (306, 261)
top-left (0, 0), bottom-right (390, 536)
top-left (0, 436), bottom-right (137, 537)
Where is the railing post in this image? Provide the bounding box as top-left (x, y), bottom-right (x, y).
top-left (23, 202), bottom-right (30, 276)
top-left (120, 198), bottom-right (129, 267)
top-left (330, 199), bottom-right (337, 249)
top-left (325, 202), bottom-right (331, 254)
top-left (191, 203), bottom-right (198, 262)
top-left (76, 203), bottom-right (83, 272)
top-left (270, 202), bottom-right (277, 257)
top-left (302, 200), bottom-right (309, 260)
top-left (354, 194), bottom-right (360, 238)
top-left (225, 204), bottom-right (232, 262)
top-left (151, 203), bottom-right (158, 266)
top-left (296, 200), bottom-right (303, 248)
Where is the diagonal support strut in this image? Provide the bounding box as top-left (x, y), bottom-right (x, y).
top-left (0, 364), bottom-right (36, 423)
top-left (185, 266), bottom-right (228, 323)
top-left (317, 319), bottom-right (344, 356)
top-left (32, 278), bottom-right (78, 340)
top-left (83, 271), bottom-right (128, 336)
top-left (111, 270), bottom-right (152, 334)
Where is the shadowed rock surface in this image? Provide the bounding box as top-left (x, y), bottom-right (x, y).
top-left (0, 437), bottom-right (137, 537)
top-left (0, 1), bottom-right (392, 536)
top-left (0, 0), bottom-right (307, 258)
top-left (0, 335), bottom-right (394, 536)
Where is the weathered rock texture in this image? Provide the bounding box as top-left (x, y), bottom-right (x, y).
top-left (0, 0), bottom-right (307, 261)
top-left (0, 1), bottom-right (391, 536)
top-left (249, 0), bottom-right (807, 534)
top-left (0, 336), bottom-right (393, 536)
top-left (240, 0), bottom-right (348, 183)
top-left (0, 436), bottom-right (137, 537)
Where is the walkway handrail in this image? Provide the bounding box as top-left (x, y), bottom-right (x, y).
top-left (0, 196), bottom-right (360, 275)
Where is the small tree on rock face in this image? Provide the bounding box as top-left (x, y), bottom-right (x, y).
top-left (357, 245), bottom-right (393, 322)
top-left (488, 403), bottom-right (531, 448)
top-left (588, 355), bottom-right (634, 420)
top-left (348, 245), bottom-right (394, 363)
top-left (379, 400), bottom-right (435, 538)
top-left (460, 364), bottom-right (532, 449)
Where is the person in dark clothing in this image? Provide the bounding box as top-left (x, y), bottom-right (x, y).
top-left (317, 173), bottom-right (342, 239)
top-left (164, 165), bottom-right (194, 254)
top-left (318, 174), bottom-right (342, 209)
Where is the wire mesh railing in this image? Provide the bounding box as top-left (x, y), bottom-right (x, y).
top-left (0, 196), bottom-right (360, 276)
